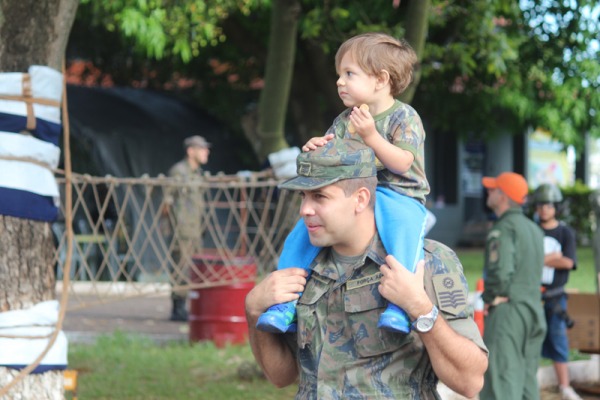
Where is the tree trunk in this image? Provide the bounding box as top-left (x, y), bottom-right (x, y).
top-left (0, 217), bottom-right (56, 310)
top-left (0, 364), bottom-right (63, 400)
top-left (0, 0), bottom-right (78, 71)
top-left (0, 0), bottom-right (79, 398)
top-left (398, 0), bottom-right (430, 104)
top-left (289, 39), bottom-right (343, 145)
top-left (255, 0), bottom-right (301, 162)
top-left (0, 217), bottom-right (62, 399)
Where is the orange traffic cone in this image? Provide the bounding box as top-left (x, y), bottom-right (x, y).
top-left (473, 278), bottom-right (485, 336)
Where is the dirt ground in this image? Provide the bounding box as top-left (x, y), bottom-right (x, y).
top-left (540, 384), bottom-right (600, 399)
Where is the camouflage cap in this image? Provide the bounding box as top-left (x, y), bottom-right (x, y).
top-left (279, 139), bottom-right (376, 190)
top-left (184, 135), bottom-right (211, 149)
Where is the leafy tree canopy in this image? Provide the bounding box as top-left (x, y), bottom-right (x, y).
top-left (79, 0), bottom-right (263, 61)
top-left (70, 0), bottom-right (599, 153)
top-left (417, 0), bottom-right (599, 150)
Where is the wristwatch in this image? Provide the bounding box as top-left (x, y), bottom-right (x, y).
top-left (412, 305), bottom-right (439, 333)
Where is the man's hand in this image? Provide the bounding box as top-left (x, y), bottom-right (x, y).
top-left (302, 134), bottom-right (334, 152)
top-left (245, 268), bottom-right (308, 318)
top-left (378, 257), bottom-right (431, 319)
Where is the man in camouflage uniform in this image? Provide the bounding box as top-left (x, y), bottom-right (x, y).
top-left (245, 139), bottom-right (488, 399)
top-left (164, 135), bottom-right (210, 321)
top-left (480, 172), bottom-right (547, 400)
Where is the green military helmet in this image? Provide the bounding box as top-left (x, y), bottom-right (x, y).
top-left (533, 183), bottom-right (563, 204)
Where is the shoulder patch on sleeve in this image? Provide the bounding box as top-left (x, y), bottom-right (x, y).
top-left (487, 229), bottom-right (501, 240)
top-left (433, 273), bottom-right (468, 316)
top-left (488, 238), bottom-right (500, 264)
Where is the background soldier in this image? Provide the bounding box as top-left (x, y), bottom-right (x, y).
top-left (480, 172), bottom-right (547, 400)
top-left (534, 183), bottom-right (582, 400)
top-left (164, 135), bottom-right (211, 321)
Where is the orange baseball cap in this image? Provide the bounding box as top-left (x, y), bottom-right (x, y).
top-left (481, 172), bottom-right (529, 205)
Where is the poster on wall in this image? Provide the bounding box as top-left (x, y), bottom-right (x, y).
top-left (588, 137), bottom-right (600, 189)
top-left (527, 128), bottom-right (575, 188)
top-left (462, 141), bottom-right (484, 197)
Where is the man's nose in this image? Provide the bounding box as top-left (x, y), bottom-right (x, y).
top-left (299, 199), bottom-right (314, 216)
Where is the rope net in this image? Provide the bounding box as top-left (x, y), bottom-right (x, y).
top-left (52, 170), bottom-right (300, 309)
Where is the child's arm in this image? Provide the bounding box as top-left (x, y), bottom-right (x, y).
top-left (302, 133), bottom-right (334, 152)
top-left (349, 106), bottom-right (414, 174)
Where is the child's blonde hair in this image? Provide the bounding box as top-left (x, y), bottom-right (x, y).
top-left (335, 32), bottom-right (417, 97)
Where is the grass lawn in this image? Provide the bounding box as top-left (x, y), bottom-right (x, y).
top-left (67, 332), bottom-right (296, 400)
top-left (66, 247), bottom-right (597, 399)
top-left (455, 246), bottom-right (597, 294)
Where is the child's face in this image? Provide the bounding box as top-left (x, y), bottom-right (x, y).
top-left (336, 52), bottom-right (378, 108)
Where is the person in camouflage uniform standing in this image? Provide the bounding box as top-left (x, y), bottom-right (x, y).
top-left (480, 172), bottom-right (547, 400)
top-left (246, 139), bottom-right (488, 399)
top-left (164, 135), bottom-right (210, 321)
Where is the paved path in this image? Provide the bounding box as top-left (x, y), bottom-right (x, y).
top-left (62, 292), bottom-right (188, 344)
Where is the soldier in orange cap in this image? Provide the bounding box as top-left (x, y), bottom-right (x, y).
top-left (480, 172), bottom-right (547, 400)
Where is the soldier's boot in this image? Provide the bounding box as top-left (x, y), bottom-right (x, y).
top-left (170, 298), bottom-right (188, 322)
top-left (377, 303), bottom-right (411, 333)
top-left (256, 300), bottom-right (297, 333)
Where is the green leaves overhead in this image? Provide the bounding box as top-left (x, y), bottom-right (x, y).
top-left (417, 0), bottom-right (599, 149)
top-left (81, 0), bottom-right (261, 62)
top-left (74, 0), bottom-right (599, 150)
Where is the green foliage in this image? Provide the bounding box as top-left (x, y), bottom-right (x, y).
top-left (79, 0), bottom-right (264, 62)
top-left (70, 0), bottom-right (600, 156)
top-left (561, 181), bottom-right (597, 245)
top-left (417, 0), bottom-right (599, 149)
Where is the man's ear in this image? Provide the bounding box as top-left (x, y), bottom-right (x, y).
top-left (354, 187), bottom-right (372, 212)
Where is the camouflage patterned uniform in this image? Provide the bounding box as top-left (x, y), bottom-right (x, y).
top-left (166, 159), bottom-right (205, 300)
top-left (284, 237), bottom-right (487, 399)
top-left (480, 207), bottom-right (546, 400)
top-left (327, 99), bottom-right (429, 202)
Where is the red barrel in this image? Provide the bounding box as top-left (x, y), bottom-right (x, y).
top-left (189, 254), bottom-right (256, 348)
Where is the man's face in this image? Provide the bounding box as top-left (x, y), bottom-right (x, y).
top-left (190, 146), bottom-right (210, 165)
top-left (298, 183), bottom-right (360, 255)
top-left (485, 187), bottom-right (502, 210)
top-left (536, 202), bottom-right (556, 223)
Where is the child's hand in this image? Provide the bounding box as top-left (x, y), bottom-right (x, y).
top-left (302, 134), bottom-right (334, 152)
top-left (348, 104), bottom-right (377, 140)
top-left (245, 268), bottom-right (308, 316)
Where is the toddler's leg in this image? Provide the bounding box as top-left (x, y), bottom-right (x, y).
top-left (375, 187), bottom-right (427, 333)
top-left (256, 219), bottom-right (320, 333)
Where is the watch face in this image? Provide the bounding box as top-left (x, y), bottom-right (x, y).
top-left (413, 305), bottom-right (438, 333)
top-left (416, 318), bottom-right (434, 332)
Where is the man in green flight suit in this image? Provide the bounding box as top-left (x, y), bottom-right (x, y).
top-left (245, 138), bottom-right (488, 399)
top-left (480, 172), bottom-right (547, 400)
